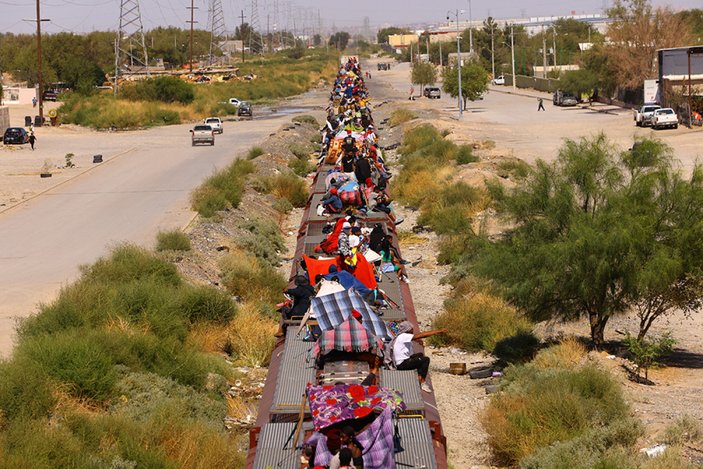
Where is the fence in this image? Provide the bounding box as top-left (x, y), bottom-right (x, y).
top-left (505, 74), bottom-right (560, 93)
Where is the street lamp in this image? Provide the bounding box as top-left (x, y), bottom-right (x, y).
top-left (467, 0), bottom-right (473, 56)
top-left (24, 1), bottom-right (50, 124)
top-left (447, 9), bottom-right (464, 116)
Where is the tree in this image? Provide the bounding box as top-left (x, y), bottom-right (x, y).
top-left (559, 69), bottom-right (599, 98)
top-left (329, 32), bottom-right (350, 51)
top-left (676, 9), bottom-right (703, 43)
top-left (606, 0), bottom-right (692, 90)
top-left (442, 61), bottom-right (488, 110)
top-left (313, 34), bottom-right (322, 47)
top-left (411, 62), bottom-right (437, 94)
top-left (468, 135), bottom-right (703, 346)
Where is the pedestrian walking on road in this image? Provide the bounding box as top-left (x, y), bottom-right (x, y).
top-left (28, 132), bottom-right (36, 150)
top-left (32, 96), bottom-right (37, 108)
top-left (409, 86), bottom-right (415, 101)
top-left (537, 98), bottom-right (545, 111)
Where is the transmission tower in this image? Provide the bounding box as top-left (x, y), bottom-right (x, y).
top-left (249, 0), bottom-right (264, 54)
top-left (114, 0), bottom-right (149, 93)
top-left (208, 0), bottom-right (226, 64)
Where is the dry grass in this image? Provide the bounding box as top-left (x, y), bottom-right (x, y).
top-left (224, 303), bottom-right (277, 367)
top-left (389, 108), bottom-right (417, 127)
top-left (186, 322), bottom-right (228, 354)
top-left (532, 337), bottom-right (587, 369)
top-left (219, 249), bottom-right (285, 304)
top-left (397, 232), bottom-right (429, 245)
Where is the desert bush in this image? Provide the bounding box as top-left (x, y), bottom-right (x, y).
top-left (531, 337), bottom-right (587, 369)
top-left (190, 159), bottom-right (255, 217)
top-left (663, 415), bottom-right (702, 445)
top-left (483, 364), bottom-right (631, 465)
top-left (0, 358), bottom-right (55, 421)
top-left (289, 156), bottom-right (315, 176)
top-left (292, 115), bottom-right (319, 126)
top-left (14, 331), bottom-right (117, 402)
top-left (492, 331), bottom-right (541, 365)
top-left (272, 198), bottom-right (294, 214)
top-left (247, 146), bottom-right (265, 159)
top-left (256, 173), bottom-right (309, 207)
top-left (520, 418), bottom-right (644, 469)
top-left (624, 332), bottom-right (676, 383)
top-left (418, 181), bottom-right (487, 235)
top-left (498, 159), bottom-right (531, 179)
top-left (122, 76), bottom-right (195, 104)
top-left (219, 249), bottom-right (286, 304)
top-left (235, 217), bottom-right (286, 266)
top-left (456, 145), bottom-right (478, 164)
top-left (224, 303), bottom-right (277, 367)
top-left (389, 108), bottom-right (416, 127)
top-left (175, 285), bottom-right (236, 324)
top-left (432, 291), bottom-right (532, 351)
top-left (155, 230), bottom-right (191, 252)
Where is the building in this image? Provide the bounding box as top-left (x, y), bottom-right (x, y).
top-left (657, 46), bottom-right (703, 115)
top-left (388, 33), bottom-right (419, 51)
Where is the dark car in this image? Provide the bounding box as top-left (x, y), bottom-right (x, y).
top-left (42, 90), bottom-right (58, 102)
top-left (3, 127), bottom-right (29, 145)
top-left (237, 101), bottom-right (252, 117)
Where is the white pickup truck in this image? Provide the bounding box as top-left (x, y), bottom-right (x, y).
top-left (633, 104), bottom-right (661, 127)
top-left (190, 124), bottom-right (215, 146)
top-left (204, 117), bottom-right (223, 134)
top-left (651, 108), bottom-right (678, 130)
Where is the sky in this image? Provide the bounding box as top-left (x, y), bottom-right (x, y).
top-left (0, 0), bottom-right (698, 35)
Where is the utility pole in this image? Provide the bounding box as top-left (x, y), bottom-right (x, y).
top-left (187, 0), bottom-right (197, 72)
top-left (239, 10), bottom-right (246, 62)
top-left (426, 34), bottom-right (430, 62)
top-left (468, 0), bottom-right (473, 56)
top-left (490, 21), bottom-right (495, 80)
top-left (552, 27), bottom-right (557, 67)
top-left (439, 40), bottom-right (443, 67)
top-left (511, 23), bottom-right (516, 91)
top-left (454, 10), bottom-right (463, 115)
top-left (35, 0), bottom-right (45, 123)
top-left (542, 25), bottom-right (547, 78)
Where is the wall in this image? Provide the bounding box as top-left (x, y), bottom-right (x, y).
top-left (505, 74), bottom-right (560, 93)
top-left (0, 107), bottom-right (10, 130)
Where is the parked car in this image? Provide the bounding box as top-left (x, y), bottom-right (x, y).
top-left (190, 124), bottom-right (215, 146)
top-left (492, 75), bottom-right (505, 85)
top-left (651, 108), bottom-right (678, 130)
top-left (633, 104), bottom-right (661, 127)
top-left (237, 101), bottom-right (253, 117)
top-left (204, 117), bottom-right (223, 134)
top-left (423, 87), bottom-right (441, 99)
top-left (42, 90), bottom-right (58, 102)
top-left (553, 90), bottom-right (579, 106)
top-left (3, 127), bottom-right (29, 145)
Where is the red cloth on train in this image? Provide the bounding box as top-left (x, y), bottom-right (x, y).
top-left (314, 217), bottom-right (346, 254)
top-left (304, 253), bottom-right (377, 290)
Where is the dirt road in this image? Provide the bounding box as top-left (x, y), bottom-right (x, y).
top-left (0, 94), bottom-right (325, 357)
top-left (379, 62), bottom-right (703, 173)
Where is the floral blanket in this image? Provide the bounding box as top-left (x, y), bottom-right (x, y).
top-left (306, 383), bottom-right (405, 431)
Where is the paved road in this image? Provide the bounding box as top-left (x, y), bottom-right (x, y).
top-left (376, 62), bottom-right (703, 173)
top-left (0, 107), bottom-right (311, 357)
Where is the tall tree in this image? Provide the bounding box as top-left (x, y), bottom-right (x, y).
top-left (442, 61), bottom-right (488, 109)
top-left (606, 0), bottom-right (693, 89)
top-left (467, 135), bottom-right (703, 346)
top-left (411, 62), bottom-right (437, 94)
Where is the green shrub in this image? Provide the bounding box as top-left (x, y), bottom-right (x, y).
top-left (289, 156), bottom-right (315, 176)
top-left (231, 218), bottom-right (286, 268)
top-left (292, 115), bottom-right (318, 126)
top-left (432, 291), bottom-right (532, 351)
top-left (122, 76), bottom-right (195, 104)
top-left (175, 285), bottom-right (236, 324)
top-left (520, 418), bottom-right (644, 469)
top-left (493, 331), bottom-right (541, 365)
top-left (623, 332), bottom-right (676, 383)
top-left (418, 182), bottom-right (487, 235)
top-left (272, 197), bottom-right (294, 214)
top-left (15, 331), bottom-right (117, 401)
top-left (256, 173), bottom-right (309, 207)
top-left (456, 144), bottom-right (478, 164)
top-left (190, 159), bottom-right (255, 217)
top-left (663, 415), bottom-right (702, 445)
top-left (498, 159), bottom-right (531, 179)
top-left (220, 250), bottom-right (287, 304)
top-left (83, 244), bottom-right (182, 286)
top-left (155, 230), bottom-right (191, 252)
top-left (484, 364), bottom-right (632, 465)
top-left (248, 146), bottom-right (265, 159)
top-left (389, 108), bottom-right (416, 127)
top-left (0, 358), bottom-right (55, 420)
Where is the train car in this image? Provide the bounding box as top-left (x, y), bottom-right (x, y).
top-left (245, 58), bottom-right (447, 469)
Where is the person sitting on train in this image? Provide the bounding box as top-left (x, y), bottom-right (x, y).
top-left (275, 275), bottom-right (316, 337)
top-left (337, 222), bottom-right (353, 258)
top-left (321, 188), bottom-right (343, 215)
top-left (372, 193), bottom-right (403, 226)
top-left (329, 427), bottom-right (364, 469)
top-left (324, 265), bottom-right (373, 301)
top-left (379, 234), bottom-right (409, 283)
top-left (387, 321), bottom-right (446, 393)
